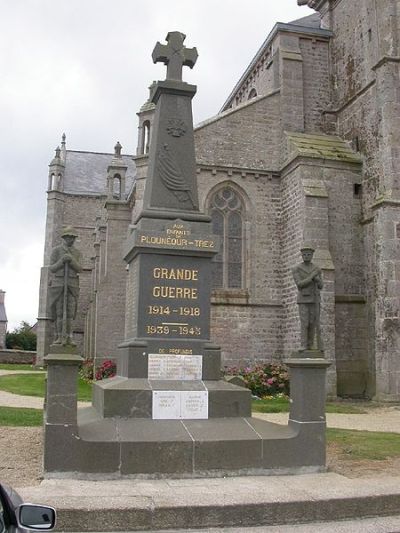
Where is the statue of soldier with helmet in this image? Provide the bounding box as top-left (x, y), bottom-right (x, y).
top-left (48, 226), bottom-right (82, 345)
top-left (292, 245), bottom-right (323, 353)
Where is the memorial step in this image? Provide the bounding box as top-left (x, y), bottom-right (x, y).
top-left (44, 408), bottom-right (325, 477)
top-left (92, 378), bottom-right (251, 418)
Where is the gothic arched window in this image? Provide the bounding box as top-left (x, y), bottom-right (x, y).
top-left (209, 187), bottom-right (244, 289)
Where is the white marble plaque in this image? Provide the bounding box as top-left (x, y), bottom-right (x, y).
top-left (148, 355), bottom-right (165, 380)
top-left (148, 354), bottom-right (202, 380)
top-left (152, 390), bottom-right (209, 419)
top-left (180, 391), bottom-right (208, 419)
top-left (165, 355), bottom-right (185, 380)
top-left (183, 355), bottom-right (202, 380)
top-left (152, 391), bottom-right (181, 419)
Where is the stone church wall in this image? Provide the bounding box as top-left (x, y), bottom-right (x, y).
top-left (229, 47), bottom-right (278, 107)
top-left (0, 323), bottom-right (6, 350)
top-left (335, 300), bottom-right (369, 396)
top-left (279, 163), bottom-right (306, 358)
top-left (329, 0), bottom-right (378, 109)
top-left (322, 164), bottom-right (364, 295)
top-left (196, 166), bottom-right (282, 366)
top-left (195, 92), bottom-right (281, 171)
top-left (210, 303), bottom-right (282, 368)
top-left (327, 0), bottom-right (400, 400)
top-left (322, 162), bottom-right (367, 396)
top-left (94, 202), bottom-right (131, 362)
top-left (298, 37), bottom-right (330, 133)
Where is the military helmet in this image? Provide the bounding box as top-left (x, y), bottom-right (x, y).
top-left (61, 226), bottom-right (78, 239)
top-left (300, 244), bottom-right (315, 252)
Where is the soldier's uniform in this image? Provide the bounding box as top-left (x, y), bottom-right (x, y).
top-left (48, 227), bottom-right (82, 343)
top-left (292, 247), bottom-right (323, 351)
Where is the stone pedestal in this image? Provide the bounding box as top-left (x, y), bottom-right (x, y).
top-left (44, 348), bottom-right (83, 425)
top-left (286, 355), bottom-right (331, 467)
top-left (43, 347), bottom-right (83, 472)
top-left (287, 355), bottom-right (331, 423)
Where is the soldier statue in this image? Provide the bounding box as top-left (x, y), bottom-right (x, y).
top-left (49, 226), bottom-right (82, 345)
top-left (292, 245), bottom-right (323, 352)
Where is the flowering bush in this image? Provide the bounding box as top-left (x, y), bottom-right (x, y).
top-left (224, 363), bottom-right (289, 398)
top-left (79, 358), bottom-right (117, 382)
top-left (79, 358), bottom-right (95, 382)
top-left (95, 359), bottom-right (116, 381)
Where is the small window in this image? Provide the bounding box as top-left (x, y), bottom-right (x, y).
top-left (352, 136), bottom-right (360, 152)
top-left (248, 88), bottom-right (257, 99)
top-left (139, 121), bottom-right (151, 154)
top-left (143, 121), bottom-right (151, 154)
top-left (354, 183), bottom-right (362, 197)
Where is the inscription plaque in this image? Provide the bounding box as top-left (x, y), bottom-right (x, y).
top-left (148, 353), bottom-right (202, 380)
top-left (181, 391), bottom-right (208, 419)
top-left (152, 391), bottom-right (181, 419)
top-left (138, 253), bottom-right (211, 341)
top-left (152, 390), bottom-right (208, 419)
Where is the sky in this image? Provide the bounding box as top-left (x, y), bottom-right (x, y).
top-left (0, 0), bottom-right (313, 331)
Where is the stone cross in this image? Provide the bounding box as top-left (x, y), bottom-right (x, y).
top-left (152, 31), bottom-right (198, 81)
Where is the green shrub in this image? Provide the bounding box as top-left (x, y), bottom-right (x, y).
top-left (225, 363), bottom-right (289, 398)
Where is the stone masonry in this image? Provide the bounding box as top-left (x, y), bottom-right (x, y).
top-left (0, 290), bottom-right (7, 349)
top-left (37, 0), bottom-right (400, 400)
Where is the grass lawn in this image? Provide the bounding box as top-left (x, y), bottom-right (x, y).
top-left (327, 428), bottom-right (400, 460)
top-left (0, 372), bottom-right (371, 414)
top-left (0, 373), bottom-right (92, 402)
top-left (251, 397), bottom-right (367, 414)
top-left (0, 364), bottom-right (43, 371)
top-left (0, 407), bottom-right (43, 426)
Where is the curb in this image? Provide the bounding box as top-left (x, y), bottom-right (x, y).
top-left (19, 474), bottom-right (400, 531)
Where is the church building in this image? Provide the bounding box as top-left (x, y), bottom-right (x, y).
top-left (37, 0), bottom-right (400, 401)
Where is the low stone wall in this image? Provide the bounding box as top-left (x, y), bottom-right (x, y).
top-left (0, 349), bottom-right (36, 364)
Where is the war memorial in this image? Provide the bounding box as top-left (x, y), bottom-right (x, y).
top-left (37, 0), bottom-right (400, 406)
top-left (43, 31), bottom-right (330, 477)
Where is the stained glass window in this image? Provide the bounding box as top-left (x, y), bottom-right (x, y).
top-left (209, 187), bottom-right (244, 289)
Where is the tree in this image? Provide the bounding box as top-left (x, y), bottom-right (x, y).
top-left (6, 321), bottom-right (37, 351)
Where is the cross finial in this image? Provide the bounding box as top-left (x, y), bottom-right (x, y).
top-left (152, 31), bottom-right (198, 81)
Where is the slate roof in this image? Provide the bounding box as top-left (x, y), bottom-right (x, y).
top-left (289, 13), bottom-right (321, 29)
top-left (63, 150), bottom-right (137, 196)
top-left (286, 132), bottom-right (362, 164)
top-left (0, 303), bottom-right (7, 322)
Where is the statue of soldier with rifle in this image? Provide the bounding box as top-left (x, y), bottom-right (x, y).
top-left (49, 226), bottom-right (82, 345)
top-left (292, 245), bottom-right (323, 352)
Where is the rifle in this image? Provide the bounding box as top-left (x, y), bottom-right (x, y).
top-left (61, 260), bottom-right (69, 342)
